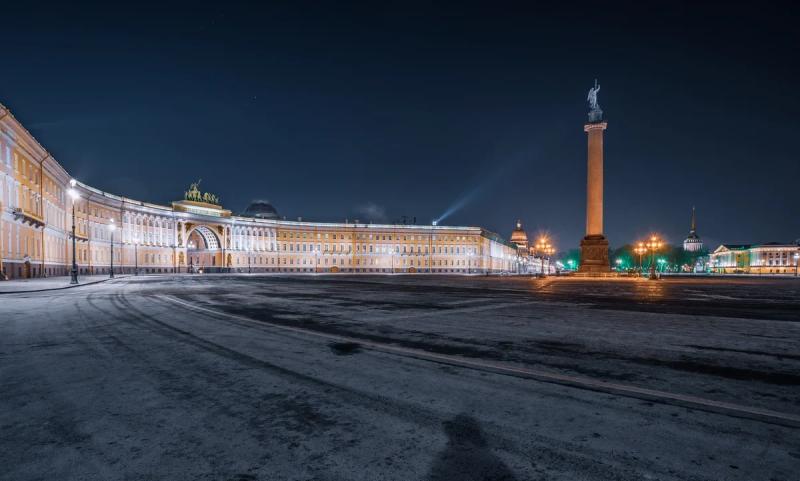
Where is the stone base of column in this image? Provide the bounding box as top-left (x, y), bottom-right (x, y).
top-left (579, 235), bottom-right (610, 273)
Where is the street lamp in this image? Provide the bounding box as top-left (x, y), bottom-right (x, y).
top-left (108, 219), bottom-right (116, 278)
top-left (133, 235), bottom-right (140, 275)
top-left (633, 242), bottom-right (647, 274)
top-left (535, 237), bottom-right (555, 276)
top-left (794, 252), bottom-right (799, 277)
top-left (188, 240), bottom-right (196, 273)
top-left (645, 235), bottom-right (663, 280)
top-left (67, 180), bottom-right (80, 284)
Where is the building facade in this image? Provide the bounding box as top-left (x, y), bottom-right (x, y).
top-left (709, 243), bottom-right (800, 275)
top-left (508, 220), bottom-right (552, 274)
top-left (0, 103), bottom-right (519, 280)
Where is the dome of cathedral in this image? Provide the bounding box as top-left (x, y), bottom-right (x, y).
top-left (243, 200), bottom-right (280, 220)
top-left (510, 220), bottom-right (528, 247)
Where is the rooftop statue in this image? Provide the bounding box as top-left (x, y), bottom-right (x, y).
top-left (587, 79), bottom-right (601, 112)
top-left (184, 179), bottom-right (220, 205)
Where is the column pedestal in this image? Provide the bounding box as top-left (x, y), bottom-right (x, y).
top-left (579, 235), bottom-right (610, 273)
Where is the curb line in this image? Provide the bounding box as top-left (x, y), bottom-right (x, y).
top-left (0, 275), bottom-right (131, 295)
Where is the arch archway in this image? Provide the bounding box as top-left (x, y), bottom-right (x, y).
top-left (187, 225), bottom-right (221, 250)
top-left (185, 225), bottom-right (222, 272)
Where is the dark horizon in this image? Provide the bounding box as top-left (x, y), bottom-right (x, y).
top-left (4, 1), bottom-right (798, 250)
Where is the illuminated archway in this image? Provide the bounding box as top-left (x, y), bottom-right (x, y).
top-left (185, 225), bottom-right (222, 271)
top-left (186, 225), bottom-right (220, 250)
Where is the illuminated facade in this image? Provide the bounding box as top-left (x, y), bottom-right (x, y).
top-left (709, 243), bottom-right (799, 275)
top-left (507, 220), bottom-right (549, 274)
top-left (0, 103), bottom-right (519, 279)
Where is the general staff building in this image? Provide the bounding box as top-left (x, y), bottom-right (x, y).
top-left (0, 103), bottom-right (520, 279)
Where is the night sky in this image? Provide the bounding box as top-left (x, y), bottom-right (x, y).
top-left (4, 1), bottom-right (798, 250)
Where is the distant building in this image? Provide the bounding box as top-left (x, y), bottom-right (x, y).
top-left (683, 207), bottom-right (703, 252)
top-left (507, 220), bottom-right (549, 274)
top-left (709, 243), bottom-right (800, 275)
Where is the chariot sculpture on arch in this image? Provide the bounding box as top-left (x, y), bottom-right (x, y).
top-left (184, 179), bottom-right (220, 205)
top-left (185, 180), bottom-right (203, 202)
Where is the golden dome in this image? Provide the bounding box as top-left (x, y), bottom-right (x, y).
top-left (509, 220), bottom-right (528, 247)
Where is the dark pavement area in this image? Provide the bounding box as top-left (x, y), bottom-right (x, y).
top-left (1, 275), bottom-right (799, 480)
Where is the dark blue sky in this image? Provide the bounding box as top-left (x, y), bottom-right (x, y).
top-left (4, 1), bottom-right (798, 249)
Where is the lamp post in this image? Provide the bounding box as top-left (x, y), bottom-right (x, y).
top-left (108, 219), bottom-right (115, 278)
top-left (794, 252), bottom-right (799, 277)
top-left (188, 240), bottom-right (195, 273)
top-left (634, 242), bottom-right (647, 274)
top-left (67, 180), bottom-right (80, 284)
top-left (645, 235), bottom-right (663, 280)
top-left (535, 237), bottom-right (555, 277)
top-left (133, 235), bottom-right (140, 275)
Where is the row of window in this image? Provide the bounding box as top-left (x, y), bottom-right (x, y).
top-left (277, 230), bottom-right (475, 243)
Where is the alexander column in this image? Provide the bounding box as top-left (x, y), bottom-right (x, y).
top-left (579, 79), bottom-right (611, 272)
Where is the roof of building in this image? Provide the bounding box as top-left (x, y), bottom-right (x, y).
top-left (242, 200), bottom-right (280, 220)
top-left (713, 242), bottom-right (800, 254)
top-left (720, 244), bottom-right (752, 250)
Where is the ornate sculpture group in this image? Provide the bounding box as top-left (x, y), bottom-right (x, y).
top-left (184, 180), bottom-right (220, 205)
